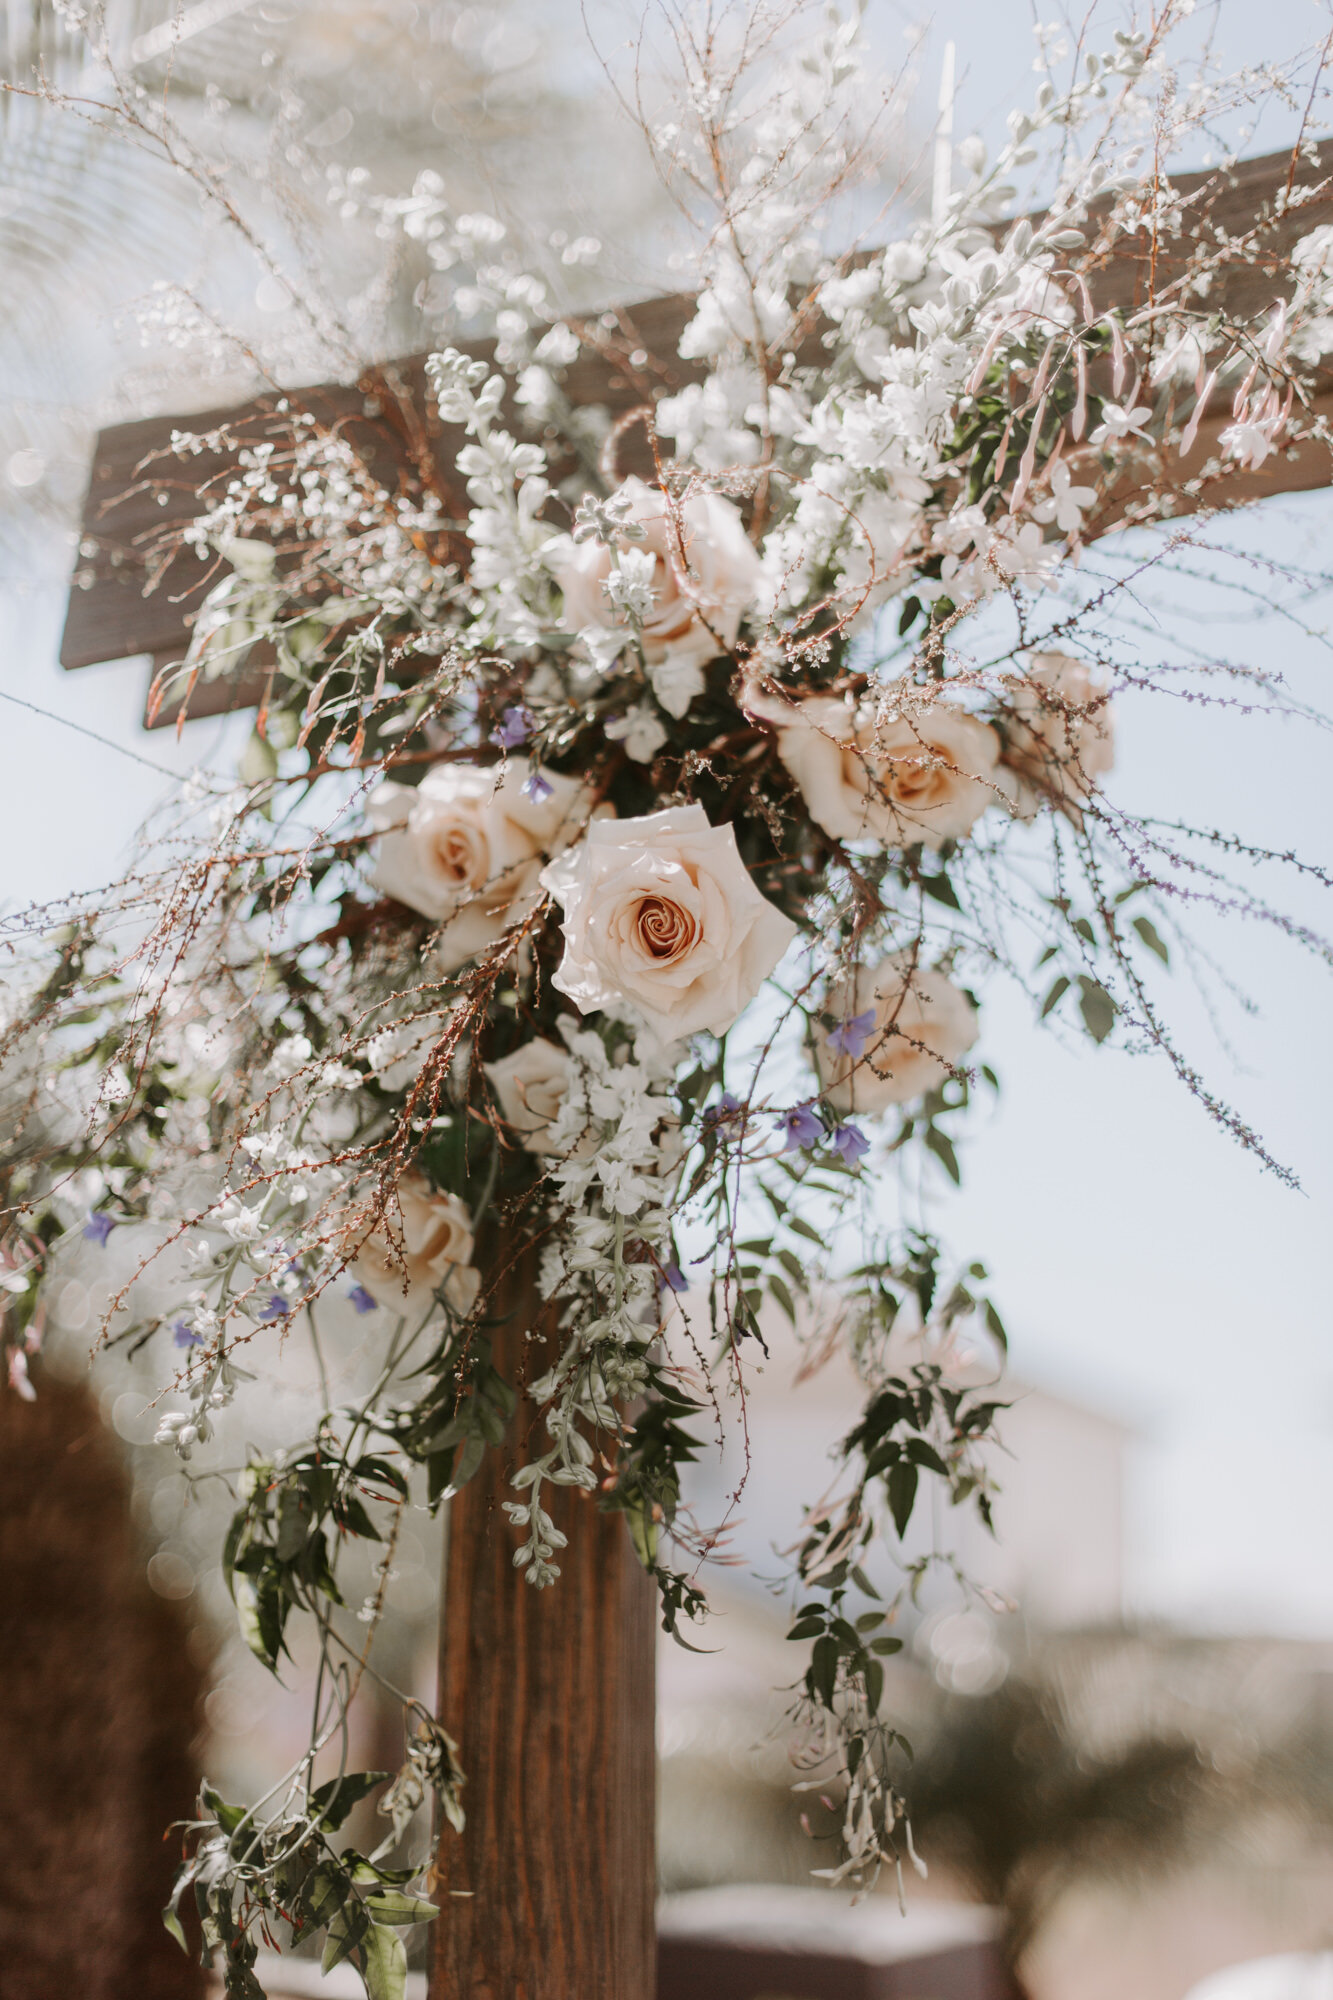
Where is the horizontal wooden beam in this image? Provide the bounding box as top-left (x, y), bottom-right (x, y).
top-left (60, 142), bottom-right (1333, 711)
top-left (61, 295), bottom-right (700, 678)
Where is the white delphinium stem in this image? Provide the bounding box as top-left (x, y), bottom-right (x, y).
top-left (505, 1027), bottom-right (681, 1585)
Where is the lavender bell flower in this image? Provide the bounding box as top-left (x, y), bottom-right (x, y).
top-left (172, 1318), bottom-right (202, 1349)
top-left (258, 1294), bottom-right (291, 1322)
top-left (826, 1008), bottom-right (877, 1061)
top-left (778, 1104), bottom-right (824, 1152)
top-left (832, 1123), bottom-right (870, 1164)
top-left (347, 1284), bottom-right (379, 1316)
top-left (492, 704), bottom-right (534, 750)
top-left (522, 769), bottom-right (554, 803)
top-left (82, 1211), bottom-right (116, 1247)
top-left (661, 1261), bottom-right (689, 1294)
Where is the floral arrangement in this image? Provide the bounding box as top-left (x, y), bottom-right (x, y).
top-left (3, 6), bottom-right (1331, 1996)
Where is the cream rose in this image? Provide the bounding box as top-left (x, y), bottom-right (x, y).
top-left (748, 688), bottom-right (1010, 852)
top-left (552, 476), bottom-right (764, 712)
top-left (542, 805), bottom-right (797, 1043)
top-left (369, 759), bottom-right (597, 973)
top-left (351, 1174), bottom-right (480, 1320)
top-left (484, 1037), bottom-right (576, 1157)
top-left (814, 952), bottom-right (979, 1113)
top-left (1001, 652), bottom-right (1114, 820)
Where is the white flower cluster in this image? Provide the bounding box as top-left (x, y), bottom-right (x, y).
top-left (426, 347), bottom-right (562, 644)
top-left (504, 1025), bottom-right (680, 1587)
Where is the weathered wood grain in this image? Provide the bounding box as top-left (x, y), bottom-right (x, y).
top-left (62, 295), bottom-right (700, 681)
top-left (433, 1245), bottom-right (657, 2000)
top-left (60, 143), bottom-right (1333, 692)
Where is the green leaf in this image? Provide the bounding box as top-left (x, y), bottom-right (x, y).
top-left (768, 1274), bottom-right (797, 1324)
top-left (1040, 974), bottom-right (1070, 1019)
top-left (354, 1456), bottom-right (410, 1499)
top-left (786, 1616), bottom-right (826, 1642)
top-left (897, 595), bottom-right (921, 636)
top-left (1132, 915), bottom-right (1170, 964)
top-left (361, 1922), bottom-right (408, 2000)
top-left (630, 1496), bottom-right (662, 1571)
top-left (923, 1125), bottom-right (960, 1185)
top-left (363, 1892), bottom-right (439, 1927)
top-left (161, 1857), bottom-right (198, 1954)
top-left (887, 1461), bottom-right (918, 1539)
top-left (323, 1908), bottom-right (365, 1975)
top-left (870, 1636), bottom-right (904, 1656)
top-left (921, 870), bottom-right (960, 910)
top-left (786, 1215), bottom-right (824, 1246)
top-left (234, 1571), bottom-right (287, 1670)
top-left (810, 1634), bottom-right (839, 1708)
top-left (201, 1783), bottom-right (248, 1838)
top-left (333, 1492), bottom-right (380, 1540)
top-left (240, 727), bottom-right (279, 785)
top-left (448, 1434), bottom-right (485, 1495)
top-left (311, 1771), bottom-right (391, 1833)
top-left (276, 1484), bottom-right (310, 1560)
top-left (302, 1862), bottom-right (354, 1931)
top-left (984, 1300), bottom-right (1008, 1352)
top-left (1077, 976), bottom-right (1116, 1043)
top-left (776, 1247), bottom-right (805, 1288)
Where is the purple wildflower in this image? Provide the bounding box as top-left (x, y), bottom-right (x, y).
top-left (522, 769), bottom-right (554, 803)
top-left (347, 1284), bottom-right (379, 1316)
top-left (777, 1104), bottom-right (824, 1153)
top-left (82, 1211), bottom-right (116, 1247)
top-left (832, 1123), bottom-right (871, 1165)
top-left (826, 1008), bottom-right (877, 1061)
top-left (704, 1091), bottom-right (743, 1130)
top-left (258, 1295), bottom-right (291, 1322)
top-left (172, 1318), bottom-right (202, 1350)
top-left (661, 1262), bottom-right (689, 1295)
top-left (492, 704), bottom-right (534, 750)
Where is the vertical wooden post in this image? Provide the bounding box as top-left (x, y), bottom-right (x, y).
top-left (432, 1252), bottom-right (657, 2000)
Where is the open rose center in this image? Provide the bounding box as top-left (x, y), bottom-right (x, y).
top-left (633, 893), bottom-right (697, 963)
top-left (631, 518), bottom-right (700, 641)
top-left (882, 747), bottom-right (952, 810)
top-left (428, 820), bottom-right (490, 891)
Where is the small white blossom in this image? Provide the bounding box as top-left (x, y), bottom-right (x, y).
top-left (605, 704), bottom-right (668, 762)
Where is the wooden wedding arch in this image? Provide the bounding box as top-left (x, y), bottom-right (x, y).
top-left (56, 142), bottom-right (1333, 1999)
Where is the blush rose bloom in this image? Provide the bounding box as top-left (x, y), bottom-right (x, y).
top-left (815, 952), bottom-right (979, 1113)
top-left (369, 759), bottom-right (598, 973)
top-left (484, 1037), bottom-right (576, 1156)
top-left (1001, 652), bottom-right (1115, 820)
top-left (542, 805), bottom-right (797, 1043)
top-left (552, 476), bottom-right (765, 715)
top-left (747, 687), bottom-right (1011, 852)
top-left (351, 1174), bottom-right (480, 1319)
